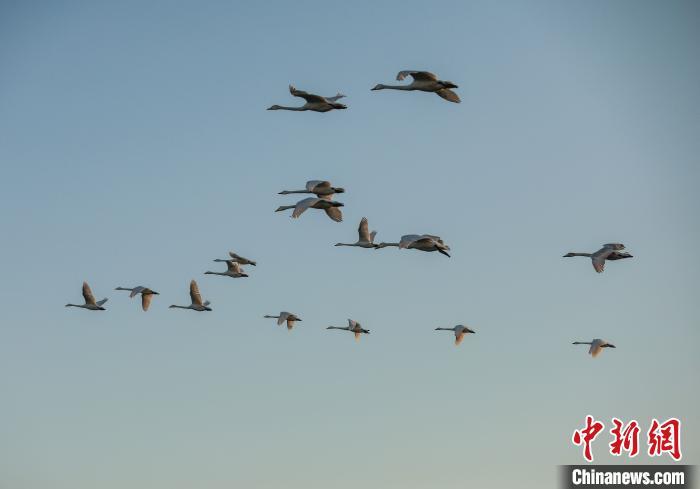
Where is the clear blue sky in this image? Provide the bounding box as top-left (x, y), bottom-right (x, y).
top-left (1, 1), bottom-right (698, 487)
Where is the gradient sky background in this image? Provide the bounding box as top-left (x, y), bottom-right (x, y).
top-left (1, 1), bottom-right (698, 488)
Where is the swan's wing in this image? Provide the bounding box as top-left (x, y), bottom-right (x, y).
top-left (277, 312), bottom-right (289, 326)
top-left (324, 207), bottom-right (343, 222)
top-left (325, 93), bottom-right (345, 102)
top-left (370, 230), bottom-right (377, 243)
top-left (397, 70), bottom-right (437, 81)
top-left (358, 217), bottom-right (370, 242)
top-left (591, 247), bottom-right (614, 273)
top-left (82, 282), bottom-right (97, 305)
top-left (129, 286), bottom-right (145, 298)
top-left (603, 243), bottom-right (625, 250)
top-left (289, 85), bottom-right (326, 103)
top-left (422, 234), bottom-right (443, 243)
top-left (399, 235), bottom-right (422, 248)
top-left (348, 319), bottom-right (358, 329)
top-left (226, 260), bottom-right (242, 273)
top-left (292, 198), bottom-right (319, 218)
top-left (189, 280), bottom-right (204, 306)
top-left (436, 88), bottom-right (460, 103)
top-left (141, 293), bottom-right (153, 311)
top-left (455, 331), bottom-right (465, 345)
top-left (305, 180), bottom-right (329, 192)
top-left (413, 237), bottom-right (438, 248)
top-left (228, 251), bottom-right (245, 261)
top-left (607, 251), bottom-right (633, 260)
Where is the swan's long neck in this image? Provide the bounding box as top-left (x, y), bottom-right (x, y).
top-left (264, 315), bottom-right (279, 319)
top-left (204, 271), bottom-right (223, 275)
top-left (169, 305), bottom-right (188, 309)
top-left (276, 205), bottom-right (295, 212)
top-left (573, 341), bottom-right (592, 345)
top-left (115, 287), bottom-right (132, 291)
top-left (279, 190), bottom-right (310, 195)
top-left (568, 253), bottom-right (592, 257)
top-left (65, 303), bottom-right (82, 308)
top-left (335, 243), bottom-right (355, 247)
top-left (377, 84), bottom-right (413, 91)
top-left (378, 242), bottom-right (400, 248)
top-left (435, 327), bottom-right (452, 331)
top-left (274, 105), bottom-right (306, 111)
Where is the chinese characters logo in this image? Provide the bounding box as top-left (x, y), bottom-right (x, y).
top-left (572, 416), bottom-right (681, 462)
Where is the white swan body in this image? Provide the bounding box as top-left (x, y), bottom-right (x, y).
top-left (214, 251), bottom-right (256, 266)
top-left (327, 319), bottom-right (370, 341)
top-left (65, 281), bottom-right (108, 311)
top-left (372, 70), bottom-right (460, 103)
top-left (169, 280), bottom-right (212, 311)
top-left (115, 286), bottom-right (159, 311)
top-left (275, 197), bottom-right (344, 222)
top-left (564, 243), bottom-right (632, 273)
top-left (205, 260), bottom-right (249, 278)
top-left (435, 325), bottom-right (475, 345)
top-left (264, 311), bottom-right (302, 330)
top-left (572, 338), bottom-right (616, 357)
top-left (335, 217), bottom-right (378, 248)
top-left (377, 234), bottom-right (450, 257)
top-left (279, 180), bottom-right (345, 200)
top-left (268, 85), bottom-right (347, 112)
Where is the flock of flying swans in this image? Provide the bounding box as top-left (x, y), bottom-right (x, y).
top-left (66, 69), bottom-right (633, 354)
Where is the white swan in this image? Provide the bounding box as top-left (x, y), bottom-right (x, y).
top-left (279, 180), bottom-right (345, 200)
top-left (335, 217), bottom-right (378, 249)
top-left (214, 251), bottom-right (256, 267)
top-left (115, 286), bottom-right (159, 311)
top-left (169, 280), bottom-right (212, 311)
top-left (376, 234), bottom-right (451, 257)
top-left (65, 281), bottom-right (108, 311)
top-left (435, 325), bottom-right (475, 345)
top-left (564, 243), bottom-right (632, 273)
top-left (205, 260), bottom-right (249, 278)
top-left (572, 338), bottom-right (616, 357)
top-left (327, 319), bottom-right (370, 341)
top-left (267, 85), bottom-right (347, 112)
top-left (276, 197), bottom-right (344, 222)
top-left (371, 70), bottom-right (460, 103)
top-left (264, 311), bottom-right (302, 330)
